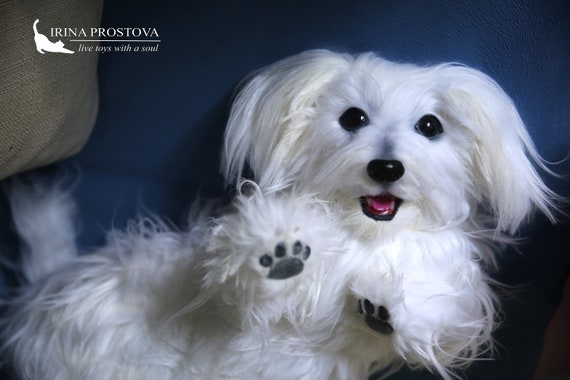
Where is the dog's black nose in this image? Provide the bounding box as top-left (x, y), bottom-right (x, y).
top-left (367, 160), bottom-right (405, 182)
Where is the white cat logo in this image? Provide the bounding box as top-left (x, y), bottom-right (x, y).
top-left (33, 19), bottom-right (74, 54)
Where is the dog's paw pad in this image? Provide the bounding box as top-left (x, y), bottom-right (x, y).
top-left (357, 299), bottom-right (394, 335)
top-left (259, 241), bottom-right (310, 279)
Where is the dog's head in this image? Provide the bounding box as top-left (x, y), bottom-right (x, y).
top-left (222, 49), bottom-right (556, 236)
top-left (221, 50), bottom-right (559, 377)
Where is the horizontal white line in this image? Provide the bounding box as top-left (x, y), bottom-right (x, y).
top-left (69, 40), bottom-right (161, 42)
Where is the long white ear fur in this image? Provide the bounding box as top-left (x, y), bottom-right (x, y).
top-left (439, 65), bottom-right (561, 233)
top-left (221, 49), bottom-right (352, 192)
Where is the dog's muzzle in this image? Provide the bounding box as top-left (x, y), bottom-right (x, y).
top-left (361, 160), bottom-right (404, 221)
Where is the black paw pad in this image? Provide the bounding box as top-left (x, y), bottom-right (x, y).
top-left (259, 240), bottom-right (311, 279)
top-left (357, 299), bottom-right (394, 335)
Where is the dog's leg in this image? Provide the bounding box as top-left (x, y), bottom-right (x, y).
top-left (204, 189), bottom-right (337, 283)
top-left (199, 186), bottom-right (341, 324)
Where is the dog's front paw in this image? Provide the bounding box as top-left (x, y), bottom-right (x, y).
top-left (259, 240), bottom-right (311, 279)
top-left (205, 187), bottom-right (341, 288)
top-left (357, 298), bottom-right (394, 335)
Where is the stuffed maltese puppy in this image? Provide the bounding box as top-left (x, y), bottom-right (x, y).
top-left (2, 50), bottom-right (559, 380)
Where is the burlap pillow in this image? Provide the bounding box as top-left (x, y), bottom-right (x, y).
top-left (0, 0), bottom-right (103, 179)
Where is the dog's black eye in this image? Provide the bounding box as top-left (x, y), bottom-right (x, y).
top-left (415, 114), bottom-right (443, 139)
top-left (339, 107), bottom-right (369, 132)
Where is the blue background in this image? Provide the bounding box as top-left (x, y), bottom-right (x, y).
top-left (1, 1), bottom-right (569, 379)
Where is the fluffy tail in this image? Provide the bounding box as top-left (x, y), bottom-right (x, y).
top-left (7, 180), bottom-right (78, 283)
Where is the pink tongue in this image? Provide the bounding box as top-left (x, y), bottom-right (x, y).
top-left (370, 195), bottom-right (394, 213)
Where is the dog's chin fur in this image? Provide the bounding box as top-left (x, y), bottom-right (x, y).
top-left (2, 50), bottom-right (560, 380)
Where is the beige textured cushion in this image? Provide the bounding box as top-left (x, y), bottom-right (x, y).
top-left (0, 0), bottom-right (104, 179)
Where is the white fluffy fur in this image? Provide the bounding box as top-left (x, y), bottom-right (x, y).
top-left (2, 50), bottom-right (559, 380)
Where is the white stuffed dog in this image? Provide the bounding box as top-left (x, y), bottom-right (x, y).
top-left (2, 50), bottom-right (558, 380)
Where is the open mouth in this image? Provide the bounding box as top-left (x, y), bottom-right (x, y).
top-left (360, 193), bottom-right (402, 221)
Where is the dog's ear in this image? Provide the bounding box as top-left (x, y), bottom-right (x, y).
top-left (222, 49), bottom-right (351, 192)
top-left (439, 65), bottom-right (559, 233)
